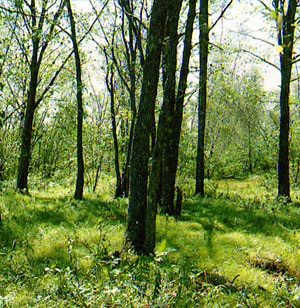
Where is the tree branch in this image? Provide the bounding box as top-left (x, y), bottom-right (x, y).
top-left (210, 0), bottom-right (233, 31)
top-left (241, 48), bottom-right (280, 70)
top-left (230, 30), bottom-right (275, 47)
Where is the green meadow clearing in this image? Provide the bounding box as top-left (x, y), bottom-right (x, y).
top-left (1, 176), bottom-right (300, 307)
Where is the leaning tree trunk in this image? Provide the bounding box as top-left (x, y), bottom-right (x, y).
top-left (125, 0), bottom-right (169, 255)
top-left (67, 0), bottom-right (85, 200)
top-left (276, 0), bottom-right (297, 199)
top-left (195, 0), bottom-right (209, 196)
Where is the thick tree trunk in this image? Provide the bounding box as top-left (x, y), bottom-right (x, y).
top-left (145, 110), bottom-right (166, 252)
top-left (67, 0), bottom-right (85, 200)
top-left (160, 0), bottom-right (183, 215)
top-left (125, 0), bottom-right (168, 254)
top-left (146, 0), bottom-right (196, 242)
top-left (160, 0), bottom-right (196, 212)
top-left (195, 0), bottom-right (209, 196)
top-left (276, 0), bottom-right (297, 199)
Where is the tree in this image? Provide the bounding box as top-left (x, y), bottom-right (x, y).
top-left (14, 0), bottom-right (67, 192)
top-left (67, 0), bottom-right (85, 200)
top-left (195, 0), bottom-right (233, 196)
top-left (154, 0), bottom-right (197, 216)
top-left (90, 0), bottom-right (146, 198)
top-left (273, 0), bottom-right (298, 199)
top-left (195, 0), bottom-right (209, 196)
top-left (125, 0), bottom-right (169, 254)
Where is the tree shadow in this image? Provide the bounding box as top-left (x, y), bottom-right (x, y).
top-left (179, 195), bottom-right (300, 238)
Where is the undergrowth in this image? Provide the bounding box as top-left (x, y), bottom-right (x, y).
top-left (1, 176), bottom-right (300, 307)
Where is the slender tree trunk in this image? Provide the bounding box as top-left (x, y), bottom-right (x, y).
top-left (17, 31), bottom-right (39, 192)
top-left (276, 0), bottom-right (297, 199)
top-left (67, 0), bottom-right (85, 200)
top-left (17, 96), bottom-right (37, 192)
top-left (195, 0), bottom-right (209, 196)
top-left (125, 0), bottom-right (169, 254)
top-left (16, 0), bottom-right (66, 192)
top-left (93, 156), bottom-right (102, 192)
top-left (248, 122), bottom-right (253, 174)
top-left (121, 15), bottom-right (137, 197)
top-left (106, 70), bottom-right (122, 198)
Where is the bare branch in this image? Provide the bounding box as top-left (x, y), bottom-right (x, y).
top-left (241, 48), bottom-right (280, 70)
top-left (257, 0), bottom-right (272, 11)
top-left (210, 0), bottom-right (233, 31)
top-left (230, 30), bottom-right (275, 47)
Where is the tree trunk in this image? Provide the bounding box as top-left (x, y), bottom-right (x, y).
top-left (248, 122), bottom-right (253, 174)
top-left (121, 10), bottom-right (137, 197)
top-left (16, 0), bottom-right (66, 192)
top-left (106, 70), bottom-right (122, 198)
top-left (195, 0), bottom-right (209, 196)
top-left (125, 0), bottom-right (168, 254)
top-left (146, 0), bottom-right (196, 247)
top-left (67, 0), bottom-right (85, 200)
top-left (159, 0), bottom-right (183, 215)
top-left (276, 0), bottom-right (297, 199)
top-left (160, 0), bottom-right (197, 212)
top-left (16, 32), bottom-right (39, 192)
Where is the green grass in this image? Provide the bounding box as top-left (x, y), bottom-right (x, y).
top-left (1, 176), bottom-right (300, 307)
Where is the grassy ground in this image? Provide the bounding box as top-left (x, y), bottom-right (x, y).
top-left (1, 176), bottom-right (300, 307)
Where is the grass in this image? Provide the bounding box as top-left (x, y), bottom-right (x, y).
top-left (1, 175), bottom-right (300, 307)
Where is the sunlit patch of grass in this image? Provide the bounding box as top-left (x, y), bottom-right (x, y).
top-left (215, 174), bottom-right (275, 199)
top-left (3, 177), bottom-right (300, 306)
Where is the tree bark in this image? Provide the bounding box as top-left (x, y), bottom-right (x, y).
top-left (125, 0), bottom-right (169, 254)
top-left (157, 0), bottom-right (196, 214)
top-left (146, 0), bottom-right (196, 248)
top-left (160, 0), bottom-right (183, 216)
top-left (106, 69), bottom-right (122, 198)
top-left (67, 0), bottom-right (85, 200)
top-left (276, 0), bottom-right (297, 199)
top-left (195, 0), bottom-right (209, 196)
top-left (17, 49), bottom-right (39, 192)
top-left (120, 4), bottom-right (137, 197)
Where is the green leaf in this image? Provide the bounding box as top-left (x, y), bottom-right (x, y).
top-left (270, 10), bottom-right (277, 20)
top-left (275, 45), bottom-right (284, 54)
top-left (156, 239), bottom-right (167, 253)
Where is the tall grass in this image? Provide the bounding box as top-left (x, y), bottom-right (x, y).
top-left (1, 175), bottom-right (300, 307)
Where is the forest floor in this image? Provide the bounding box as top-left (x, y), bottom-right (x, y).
top-left (1, 175), bottom-right (300, 307)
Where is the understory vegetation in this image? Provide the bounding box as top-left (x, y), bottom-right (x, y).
top-left (1, 176), bottom-right (300, 307)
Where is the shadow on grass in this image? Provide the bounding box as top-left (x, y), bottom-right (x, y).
top-left (0, 193), bottom-right (128, 251)
top-left (179, 195), bottom-right (300, 238)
